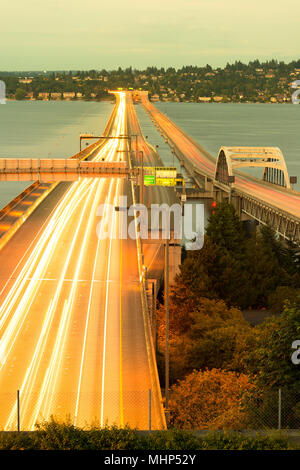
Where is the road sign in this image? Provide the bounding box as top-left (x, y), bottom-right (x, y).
top-left (181, 194), bottom-right (186, 202)
top-left (156, 178), bottom-right (176, 186)
top-left (155, 167), bottom-right (177, 179)
top-left (142, 167), bottom-right (177, 187)
top-left (144, 174), bottom-right (156, 185)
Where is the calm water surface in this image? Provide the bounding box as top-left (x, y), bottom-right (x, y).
top-left (0, 101), bottom-right (299, 209)
top-left (156, 102), bottom-right (300, 189)
top-left (0, 101), bottom-right (113, 207)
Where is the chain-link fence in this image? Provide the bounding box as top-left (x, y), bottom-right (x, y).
top-left (167, 386), bottom-right (300, 430)
top-left (0, 390), bottom-right (159, 432)
top-left (242, 388), bottom-right (300, 430)
top-left (1, 387), bottom-right (299, 432)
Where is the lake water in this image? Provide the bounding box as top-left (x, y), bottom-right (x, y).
top-left (155, 102), bottom-right (300, 189)
top-left (0, 101), bottom-right (113, 207)
top-left (0, 101), bottom-right (299, 210)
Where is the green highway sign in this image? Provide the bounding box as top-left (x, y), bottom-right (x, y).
top-left (144, 174), bottom-right (156, 185)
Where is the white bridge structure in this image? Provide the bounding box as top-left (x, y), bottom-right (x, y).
top-left (215, 146), bottom-right (291, 189)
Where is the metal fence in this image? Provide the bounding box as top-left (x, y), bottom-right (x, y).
top-left (0, 390), bottom-right (155, 432)
top-left (242, 388), bottom-right (300, 430)
top-left (0, 387), bottom-right (299, 432)
top-left (167, 387), bottom-right (300, 431)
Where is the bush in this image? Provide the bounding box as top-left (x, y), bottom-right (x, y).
top-left (169, 369), bottom-right (255, 430)
top-left (199, 432), bottom-right (291, 450)
top-left (268, 286), bottom-right (300, 314)
top-left (0, 421), bottom-right (292, 450)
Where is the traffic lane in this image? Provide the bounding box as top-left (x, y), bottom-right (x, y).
top-left (121, 238), bottom-right (164, 430)
top-left (14, 176), bottom-right (124, 427)
top-left (236, 176), bottom-right (300, 218)
top-left (0, 179), bottom-right (107, 429)
top-left (0, 182), bottom-right (72, 296)
top-left (0, 96), bottom-right (127, 429)
top-left (121, 235), bottom-right (157, 429)
top-left (50, 180), bottom-right (115, 426)
top-left (0, 179), bottom-right (97, 336)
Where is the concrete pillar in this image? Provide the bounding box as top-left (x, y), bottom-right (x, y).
top-left (205, 178), bottom-right (214, 194)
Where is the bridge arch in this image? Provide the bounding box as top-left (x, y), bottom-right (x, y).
top-left (215, 146), bottom-right (290, 189)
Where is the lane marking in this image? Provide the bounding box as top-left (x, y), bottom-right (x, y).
top-left (74, 178), bottom-right (115, 425)
top-left (119, 222), bottom-right (124, 427)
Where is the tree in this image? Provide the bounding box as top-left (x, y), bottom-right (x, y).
top-left (242, 301), bottom-right (300, 391)
top-left (184, 298), bottom-right (248, 369)
top-left (157, 296), bottom-right (250, 382)
top-left (15, 88), bottom-right (27, 100)
top-left (169, 369), bottom-right (255, 429)
top-left (206, 202), bottom-right (246, 255)
top-left (268, 286), bottom-right (300, 314)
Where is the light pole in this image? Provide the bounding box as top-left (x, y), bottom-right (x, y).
top-left (139, 150), bottom-right (144, 205)
top-left (164, 239), bottom-right (170, 425)
top-left (172, 147), bottom-right (175, 168)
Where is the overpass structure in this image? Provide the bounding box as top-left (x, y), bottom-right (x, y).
top-left (140, 92), bottom-right (300, 245)
top-left (0, 159), bottom-right (132, 181)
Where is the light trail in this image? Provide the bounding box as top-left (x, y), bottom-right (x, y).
top-left (100, 179), bottom-right (121, 428)
top-left (0, 91), bottom-right (165, 431)
top-left (15, 179), bottom-right (102, 429)
top-left (73, 178), bottom-right (115, 425)
top-left (0, 92), bottom-right (127, 430)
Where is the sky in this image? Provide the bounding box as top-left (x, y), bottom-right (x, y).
top-left (1, 0), bottom-right (300, 70)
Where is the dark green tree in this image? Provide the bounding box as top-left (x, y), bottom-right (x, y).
top-left (15, 88), bottom-right (27, 100)
top-left (206, 202), bottom-right (246, 255)
top-left (243, 301), bottom-right (300, 391)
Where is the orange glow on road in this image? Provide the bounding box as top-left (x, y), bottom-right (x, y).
top-left (0, 93), bottom-right (127, 430)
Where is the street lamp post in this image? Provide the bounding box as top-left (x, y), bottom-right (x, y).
top-left (164, 239), bottom-right (170, 424)
top-left (139, 150), bottom-right (144, 205)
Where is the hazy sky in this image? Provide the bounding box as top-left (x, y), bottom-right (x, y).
top-left (1, 0), bottom-right (300, 70)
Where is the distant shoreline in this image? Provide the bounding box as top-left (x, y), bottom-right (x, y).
top-left (4, 98), bottom-right (294, 105)
top-left (5, 97), bottom-right (114, 103)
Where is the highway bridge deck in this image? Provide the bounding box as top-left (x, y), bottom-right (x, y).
top-left (0, 92), bottom-right (166, 430)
